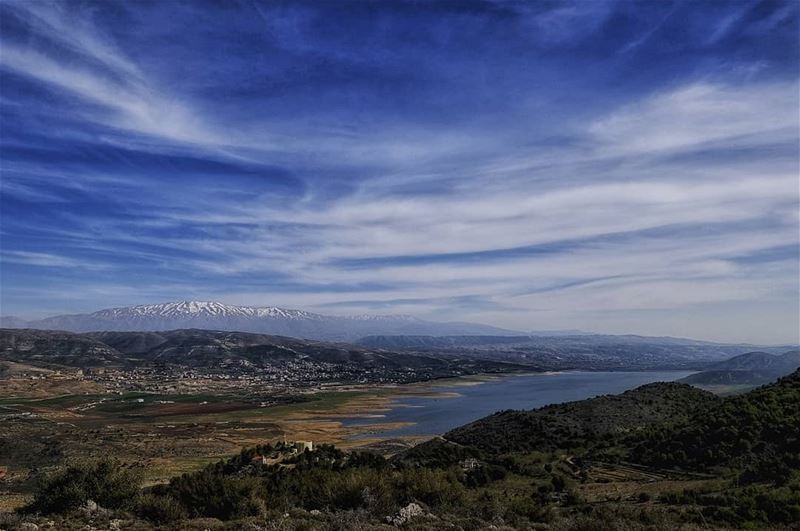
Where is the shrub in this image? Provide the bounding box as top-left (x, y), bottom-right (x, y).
top-left (393, 468), bottom-right (466, 508)
top-left (27, 459), bottom-right (142, 514)
top-left (169, 472), bottom-right (265, 519)
top-left (136, 493), bottom-right (187, 523)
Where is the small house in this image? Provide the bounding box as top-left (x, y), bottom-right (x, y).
top-left (294, 441), bottom-right (313, 453)
top-left (460, 458), bottom-right (480, 470)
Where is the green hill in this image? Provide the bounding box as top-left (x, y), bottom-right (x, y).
top-left (679, 369), bottom-right (774, 385)
top-left (444, 382), bottom-right (718, 453)
top-left (679, 350), bottom-right (800, 387)
top-left (632, 369), bottom-right (800, 480)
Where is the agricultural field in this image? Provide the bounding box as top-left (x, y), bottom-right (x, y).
top-left (0, 375), bottom-right (444, 512)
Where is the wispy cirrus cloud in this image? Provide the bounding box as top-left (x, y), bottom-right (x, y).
top-left (0, 0), bottom-right (798, 343)
top-left (1, 251), bottom-right (107, 270)
top-left (0, 42), bottom-right (220, 147)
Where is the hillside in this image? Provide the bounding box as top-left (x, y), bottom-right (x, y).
top-left (632, 369), bottom-right (800, 478)
top-left (444, 369), bottom-right (800, 479)
top-left (444, 382), bottom-right (718, 453)
top-left (0, 329), bottom-right (126, 368)
top-left (0, 328), bottom-right (529, 383)
top-left (678, 350), bottom-right (800, 386)
top-left (708, 350), bottom-right (800, 371)
top-left (679, 369), bottom-right (776, 385)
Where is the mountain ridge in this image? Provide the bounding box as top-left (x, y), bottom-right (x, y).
top-left (0, 328), bottom-right (531, 381)
top-left (0, 301), bottom-right (522, 341)
top-left (356, 334), bottom-right (797, 369)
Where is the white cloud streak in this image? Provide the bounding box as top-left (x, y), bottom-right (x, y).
top-left (1, 3), bottom-right (797, 343)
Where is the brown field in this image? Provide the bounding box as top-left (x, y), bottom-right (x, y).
top-left (0, 373), bottom-right (486, 512)
top-left (0, 372), bottom-right (762, 526)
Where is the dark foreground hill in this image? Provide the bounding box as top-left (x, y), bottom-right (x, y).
top-left (444, 382), bottom-right (719, 453)
top-left (633, 369), bottom-right (800, 479)
top-left (445, 369), bottom-right (800, 477)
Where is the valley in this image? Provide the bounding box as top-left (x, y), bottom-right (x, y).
top-left (0, 371), bottom-right (468, 510)
top-left (1, 322), bottom-right (798, 529)
top-left (3, 0), bottom-right (798, 528)
top-left (2, 365), bottom-right (797, 530)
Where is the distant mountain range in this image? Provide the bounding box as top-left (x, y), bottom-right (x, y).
top-left (3, 302), bottom-right (796, 371)
top-left (0, 328), bottom-right (529, 382)
top-left (0, 301), bottom-right (521, 341)
top-left (356, 334), bottom-right (796, 369)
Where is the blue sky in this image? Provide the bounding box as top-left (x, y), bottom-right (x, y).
top-left (0, 0), bottom-right (798, 343)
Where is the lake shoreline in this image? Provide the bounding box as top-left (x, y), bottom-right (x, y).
top-left (316, 370), bottom-right (698, 442)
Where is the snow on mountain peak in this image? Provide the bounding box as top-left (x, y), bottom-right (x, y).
top-left (89, 301), bottom-right (321, 320)
top-left (47, 300), bottom-right (437, 326)
top-left (17, 300), bottom-right (521, 339)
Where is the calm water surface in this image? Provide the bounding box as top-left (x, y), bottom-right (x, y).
top-left (346, 370), bottom-right (696, 437)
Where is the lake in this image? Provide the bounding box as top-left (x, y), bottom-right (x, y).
top-left (345, 370), bottom-right (697, 437)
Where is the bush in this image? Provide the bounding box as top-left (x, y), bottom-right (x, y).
top-left (27, 459), bottom-right (142, 514)
top-left (169, 472), bottom-right (265, 519)
top-left (136, 493), bottom-right (187, 523)
top-left (393, 468), bottom-right (466, 508)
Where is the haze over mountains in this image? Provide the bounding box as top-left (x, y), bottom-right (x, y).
top-left (0, 301), bottom-right (520, 341)
top-left (357, 333), bottom-right (796, 369)
top-left (3, 301), bottom-right (798, 374)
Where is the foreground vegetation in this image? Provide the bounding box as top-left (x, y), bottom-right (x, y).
top-left (3, 371), bottom-right (798, 530)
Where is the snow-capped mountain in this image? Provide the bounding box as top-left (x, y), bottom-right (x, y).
top-left (90, 301), bottom-right (320, 321)
top-left (7, 301), bottom-right (521, 341)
